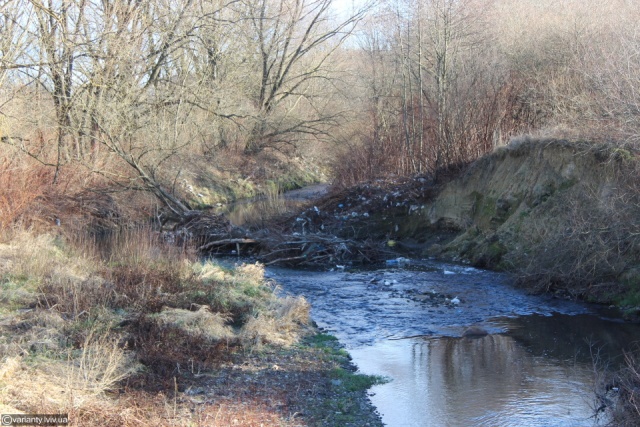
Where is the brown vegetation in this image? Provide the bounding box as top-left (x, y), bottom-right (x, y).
top-left (332, 0), bottom-right (640, 185)
top-left (0, 229), bottom-right (318, 426)
top-left (513, 153), bottom-right (640, 300)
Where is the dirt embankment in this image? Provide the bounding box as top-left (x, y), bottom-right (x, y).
top-left (404, 138), bottom-right (640, 304)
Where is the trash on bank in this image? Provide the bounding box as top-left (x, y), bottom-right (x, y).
top-left (385, 257), bottom-right (410, 268)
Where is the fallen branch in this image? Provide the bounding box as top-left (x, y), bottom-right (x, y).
top-left (198, 238), bottom-right (257, 252)
top-left (264, 255), bottom-right (308, 266)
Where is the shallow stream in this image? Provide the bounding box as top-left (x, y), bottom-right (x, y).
top-left (267, 260), bottom-right (640, 427)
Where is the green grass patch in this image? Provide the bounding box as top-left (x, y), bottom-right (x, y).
top-left (304, 333), bottom-right (389, 391)
top-left (617, 268), bottom-right (640, 307)
top-left (0, 277), bottom-right (36, 313)
top-left (298, 332), bottom-right (387, 425)
top-left (306, 332), bottom-right (339, 346)
top-left (330, 367), bottom-right (388, 392)
top-left (304, 333), bottom-right (350, 358)
top-left (619, 286), bottom-right (640, 308)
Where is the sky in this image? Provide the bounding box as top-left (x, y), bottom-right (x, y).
top-left (331, 0), bottom-right (372, 19)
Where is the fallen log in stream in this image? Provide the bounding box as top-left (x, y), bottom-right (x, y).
top-left (165, 211), bottom-right (390, 268)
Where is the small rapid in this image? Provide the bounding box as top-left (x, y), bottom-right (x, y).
top-left (267, 260), bottom-right (640, 427)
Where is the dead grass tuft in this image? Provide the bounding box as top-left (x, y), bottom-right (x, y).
top-left (65, 329), bottom-right (139, 396)
top-left (0, 328), bottom-right (138, 415)
top-left (241, 295), bottom-right (311, 347)
top-left (150, 306), bottom-right (233, 341)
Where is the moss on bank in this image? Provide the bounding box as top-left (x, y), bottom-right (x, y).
top-left (300, 333), bottom-right (386, 426)
top-left (181, 153), bottom-right (327, 208)
top-left (384, 138), bottom-right (640, 306)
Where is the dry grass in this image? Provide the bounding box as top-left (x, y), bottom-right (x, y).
top-left (192, 261), bottom-right (312, 347)
top-left (0, 227), bottom-right (314, 426)
top-left (0, 330), bottom-right (138, 409)
top-left (67, 329), bottom-right (139, 396)
top-left (513, 154), bottom-right (640, 301)
top-left (150, 306), bottom-right (233, 341)
top-left (241, 295), bottom-right (311, 347)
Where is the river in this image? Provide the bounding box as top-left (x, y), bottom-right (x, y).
top-left (267, 260), bottom-right (640, 427)
top-left (218, 185), bottom-right (639, 426)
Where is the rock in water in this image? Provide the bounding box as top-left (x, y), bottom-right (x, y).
top-left (463, 326), bottom-right (489, 338)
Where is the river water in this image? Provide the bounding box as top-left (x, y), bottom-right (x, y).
top-left (267, 260), bottom-right (640, 427)
top-left (219, 185), bottom-right (640, 426)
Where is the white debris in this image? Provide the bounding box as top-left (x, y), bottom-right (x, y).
top-left (396, 257), bottom-right (410, 267)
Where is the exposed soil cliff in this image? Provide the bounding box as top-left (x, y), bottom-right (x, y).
top-left (291, 138), bottom-right (639, 306)
top-left (413, 138), bottom-right (640, 304)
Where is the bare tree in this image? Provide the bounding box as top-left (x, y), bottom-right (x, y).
top-left (0, 1), bottom-right (31, 141)
top-left (350, 1), bottom-right (504, 176)
top-left (581, 10), bottom-right (640, 143)
top-left (1, 0), bottom-right (222, 213)
top-left (27, 0), bottom-right (88, 182)
top-left (238, 0), bottom-right (368, 154)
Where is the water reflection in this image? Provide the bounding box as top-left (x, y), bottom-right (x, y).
top-left (352, 334), bottom-right (601, 427)
top-left (496, 313), bottom-right (640, 366)
top-left (269, 263), bottom-right (639, 426)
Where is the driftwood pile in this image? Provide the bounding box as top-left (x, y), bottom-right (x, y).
top-left (164, 177), bottom-right (439, 267)
top-left (255, 232), bottom-right (386, 267)
top-left (161, 210), bottom-right (257, 254)
top-left (165, 209), bottom-right (389, 268)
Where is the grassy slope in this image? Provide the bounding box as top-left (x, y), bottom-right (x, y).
top-left (0, 229), bottom-right (383, 426)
